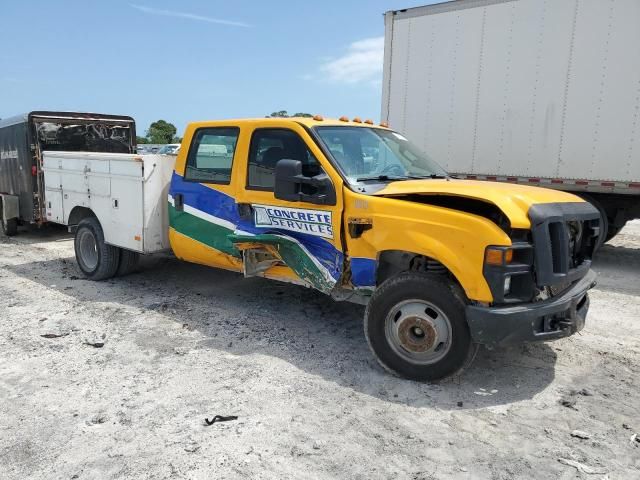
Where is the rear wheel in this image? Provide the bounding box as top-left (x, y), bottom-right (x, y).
top-left (116, 248), bottom-right (140, 276)
top-left (0, 203), bottom-right (18, 237)
top-left (74, 217), bottom-right (120, 280)
top-left (364, 272), bottom-right (477, 382)
top-left (605, 221), bottom-right (626, 243)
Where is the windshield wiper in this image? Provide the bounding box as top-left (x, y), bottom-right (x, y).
top-left (406, 174), bottom-right (448, 179)
top-left (355, 175), bottom-right (411, 182)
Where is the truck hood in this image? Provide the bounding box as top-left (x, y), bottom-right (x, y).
top-left (372, 179), bottom-right (585, 229)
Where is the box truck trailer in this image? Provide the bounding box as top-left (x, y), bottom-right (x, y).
top-left (382, 0), bottom-right (640, 244)
top-left (0, 111), bottom-right (136, 235)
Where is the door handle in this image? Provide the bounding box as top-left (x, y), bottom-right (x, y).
top-left (174, 193), bottom-right (184, 212)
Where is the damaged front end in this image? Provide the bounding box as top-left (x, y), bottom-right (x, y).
top-left (467, 201), bottom-right (600, 346)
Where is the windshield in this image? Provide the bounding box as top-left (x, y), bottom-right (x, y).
top-left (314, 126), bottom-right (447, 183)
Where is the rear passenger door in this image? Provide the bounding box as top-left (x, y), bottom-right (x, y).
top-left (168, 125), bottom-right (244, 271)
top-left (231, 125), bottom-right (345, 294)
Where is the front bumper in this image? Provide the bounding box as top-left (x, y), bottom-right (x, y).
top-left (466, 270), bottom-right (597, 346)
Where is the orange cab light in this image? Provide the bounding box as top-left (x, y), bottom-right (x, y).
top-left (364, 119), bottom-right (374, 125)
top-left (352, 117), bottom-right (362, 123)
top-left (313, 114), bottom-right (324, 121)
top-left (485, 248), bottom-right (513, 266)
top-left (379, 121), bottom-right (389, 128)
top-left (339, 116), bottom-right (349, 122)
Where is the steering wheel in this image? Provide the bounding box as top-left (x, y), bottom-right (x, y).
top-left (380, 163), bottom-right (406, 177)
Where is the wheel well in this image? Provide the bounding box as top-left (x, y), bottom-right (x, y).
top-left (377, 250), bottom-right (455, 286)
top-left (68, 206), bottom-right (96, 227)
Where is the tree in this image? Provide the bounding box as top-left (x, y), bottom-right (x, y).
top-left (146, 120), bottom-right (177, 144)
top-left (267, 110), bottom-right (313, 118)
top-left (136, 136), bottom-right (148, 144)
top-left (269, 110), bottom-right (290, 118)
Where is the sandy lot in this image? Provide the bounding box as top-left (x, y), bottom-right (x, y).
top-left (1, 222), bottom-right (639, 480)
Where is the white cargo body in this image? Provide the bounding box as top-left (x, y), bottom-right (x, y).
top-left (42, 152), bottom-right (175, 253)
top-left (382, 0), bottom-right (640, 240)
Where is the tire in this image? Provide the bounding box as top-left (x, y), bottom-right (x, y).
top-left (364, 272), bottom-right (477, 382)
top-left (74, 217), bottom-right (120, 280)
top-left (117, 248), bottom-right (140, 276)
top-left (605, 221), bottom-right (626, 243)
top-left (0, 203), bottom-right (18, 237)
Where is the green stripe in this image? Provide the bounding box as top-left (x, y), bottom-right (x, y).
top-left (169, 203), bottom-right (240, 257)
top-left (169, 203), bottom-right (336, 293)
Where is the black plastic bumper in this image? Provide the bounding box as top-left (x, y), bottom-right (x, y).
top-left (466, 270), bottom-right (597, 346)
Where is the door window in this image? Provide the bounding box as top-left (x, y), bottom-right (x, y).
top-left (184, 127), bottom-right (239, 184)
top-left (247, 128), bottom-right (321, 190)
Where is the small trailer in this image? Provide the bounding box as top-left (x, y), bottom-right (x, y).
top-left (41, 151), bottom-right (175, 276)
top-left (0, 111), bottom-right (136, 235)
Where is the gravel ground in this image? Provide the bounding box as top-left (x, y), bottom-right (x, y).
top-left (1, 221), bottom-right (639, 480)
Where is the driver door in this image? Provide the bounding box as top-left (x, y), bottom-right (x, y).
top-left (231, 123), bottom-right (345, 294)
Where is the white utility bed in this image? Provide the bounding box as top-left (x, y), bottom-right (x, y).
top-left (42, 151), bottom-right (175, 253)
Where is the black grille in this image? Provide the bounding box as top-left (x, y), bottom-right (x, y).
top-left (528, 203), bottom-right (600, 288)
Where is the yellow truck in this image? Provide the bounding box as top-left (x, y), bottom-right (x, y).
top-left (43, 117), bottom-right (600, 381)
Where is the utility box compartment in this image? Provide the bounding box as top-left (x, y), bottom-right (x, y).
top-left (42, 152), bottom-right (175, 253)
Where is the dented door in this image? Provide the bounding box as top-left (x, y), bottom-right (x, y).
top-left (231, 123), bottom-right (345, 293)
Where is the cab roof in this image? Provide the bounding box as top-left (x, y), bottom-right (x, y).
top-left (186, 117), bottom-right (391, 129)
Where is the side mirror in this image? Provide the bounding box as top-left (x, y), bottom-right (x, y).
top-left (274, 159), bottom-right (336, 206)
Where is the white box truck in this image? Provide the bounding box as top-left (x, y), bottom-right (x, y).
top-left (382, 0), bottom-right (640, 243)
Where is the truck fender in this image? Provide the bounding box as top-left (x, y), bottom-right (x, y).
top-left (0, 194), bottom-right (19, 220)
top-left (374, 231), bottom-right (492, 303)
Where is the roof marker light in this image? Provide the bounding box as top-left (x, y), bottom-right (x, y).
top-left (339, 116), bottom-right (349, 122)
top-left (364, 119), bottom-right (374, 125)
top-left (379, 121), bottom-right (389, 128)
top-left (352, 117), bottom-right (362, 123)
top-left (313, 114), bottom-right (324, 121)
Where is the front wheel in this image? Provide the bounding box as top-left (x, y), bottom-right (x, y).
top-left (364, 272), bottom-right (477, 381)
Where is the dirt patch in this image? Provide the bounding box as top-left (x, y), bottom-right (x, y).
top-left (1, 222), bottom-right (639, 479)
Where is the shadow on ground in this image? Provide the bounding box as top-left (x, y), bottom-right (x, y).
top-left (592, 244), bottom-right (640, 295)
top-left (5, 251), bottom-right (560, 412)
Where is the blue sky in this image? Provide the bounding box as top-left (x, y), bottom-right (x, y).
top-left (0, 0), bottom-right (436, 136)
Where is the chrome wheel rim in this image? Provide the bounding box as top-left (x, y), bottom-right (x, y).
top-left (78, 229), bottom-right (99, 271)
top-left (385, 299), bottom-right (453, 365)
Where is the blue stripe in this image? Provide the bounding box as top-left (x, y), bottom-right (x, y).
top-left (350, 257), bottom-right (377, 287)
top-left (169, 173), bottom-right (343, 280)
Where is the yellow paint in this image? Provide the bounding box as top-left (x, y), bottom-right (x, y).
top-left (169, 228), bottom-right (242, 272)
top-left (374, 179), bottom-right (584, 229)
top-left (171, 117), bottom-right (583, 304)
